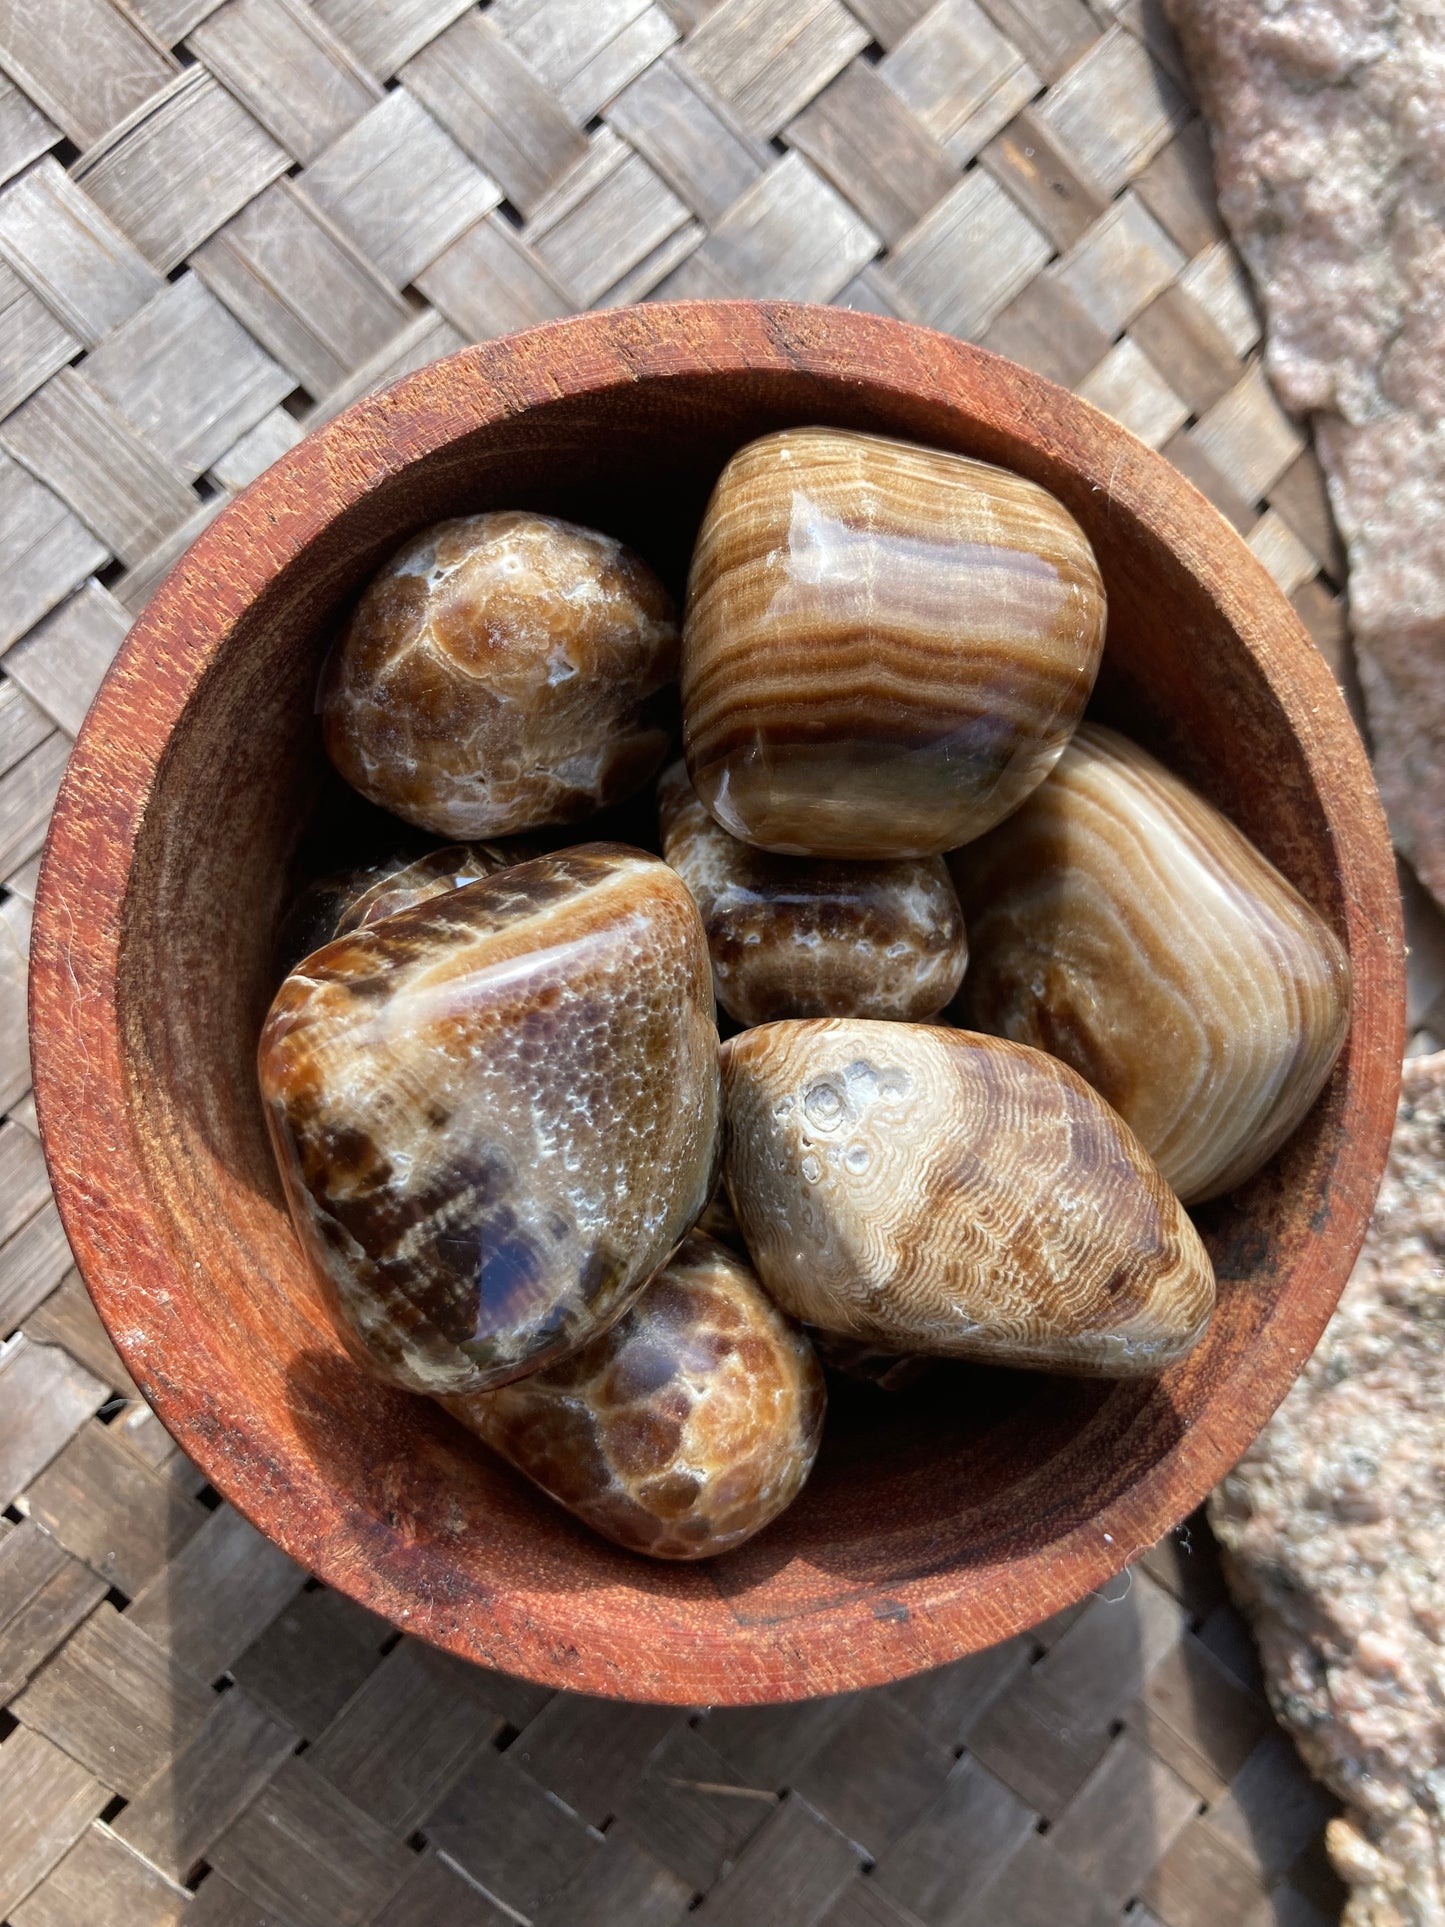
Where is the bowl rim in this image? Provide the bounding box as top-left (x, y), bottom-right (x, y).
top-left (29, 300), bottom-right (1405, 1702)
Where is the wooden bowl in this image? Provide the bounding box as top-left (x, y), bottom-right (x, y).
top-left (31, 303), bottom-right (1404, 1704)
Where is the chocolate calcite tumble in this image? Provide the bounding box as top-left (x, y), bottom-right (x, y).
top-left (276, 842), bottom-right (530, 977)
top-left (682, 428), bottom-right (1106, 858)
top-left (323, 511), bottom-right (678, 837)
top-left (275, 857), bottom-right (412, 978)
top-left (723, 1020), bottom-right (1214, 1377)
top-left (259, 846), bottom-right (721, 1395)
top-left (335, 841), bottom-right (531, 934)
top-left (953, 725), bottom-right (1352, 1203)
top-left (442, 1232), bottom-right (825, 1560)
top-left (657, 759), bottom-right (967, 1025)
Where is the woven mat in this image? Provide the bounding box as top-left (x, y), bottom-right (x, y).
top-left (0, 1), bottom-right (1358, 1923)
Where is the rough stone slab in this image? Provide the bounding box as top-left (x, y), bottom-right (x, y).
top-left (1211, 1050), bottom-right (1445, 1926)
top-left (1170, 0), bottom-right (1445, 911)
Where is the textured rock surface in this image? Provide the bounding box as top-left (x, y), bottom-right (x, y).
top-left (1210, 1050), bottom-right (1445, 1927)
top-left (1169, 0), bottom-right (1445, 907)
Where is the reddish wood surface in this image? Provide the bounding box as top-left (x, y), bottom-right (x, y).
top-left (28, 303), bottom-right (1405, 1704)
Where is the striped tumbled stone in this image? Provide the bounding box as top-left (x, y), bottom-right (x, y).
top-left (680, 427), bottom-right (1106, 859)
top-left (722, 1020), bottom-right (1214, 1378)
top-left (952, 725), bottom-right (1352, 1204)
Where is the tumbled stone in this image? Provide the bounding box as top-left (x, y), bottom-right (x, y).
top-left (275, 858), bottom-right (412, 978)
top-left (278, 841), bottom-right (530, 977)
top-left (681, 427), bottom-right (1105, 858)
top-left (259, 845), bottom-right (721, 1394)
top-left (335, 841), bottom-right (532, 934)
top-left (443, 1232), bottom-right (825, 1560)
top-left (657, 759), bottom-right (967, 1025)
top-left (323, 511), bottom-right (678, 837)
top-left (723, 1019), bottom-right (1214, 1377)
top-left (953, 724), bottom-right (1352, 1203)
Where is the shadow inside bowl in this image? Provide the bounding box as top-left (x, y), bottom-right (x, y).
top-left (278, 1339), bottom-right (1188, 1608)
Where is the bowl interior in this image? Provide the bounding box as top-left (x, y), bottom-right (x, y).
top-left (49, 318), bottom-right (1396, 1703)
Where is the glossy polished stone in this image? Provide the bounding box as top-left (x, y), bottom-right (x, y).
top-left (323, 511), bottom-right (678, 837)
top-left (952, 724), bottom-right (1352, 1203)
top-left (275, 857), bottom-right (411, 977)
top-left (335, 841), bottom-right (532, 934)
top-left (278, 841), bottom-right (531, 976)
top-left (723, 1019), bottom-right (1215, 1376)
top-left (657, 759), bottom-right (968, 1025)
top-left (681, 427), bottom-right (1106, 858)
top-left (259, 845), bottom-right (721, 1395)
top-left (442, 1232), bottom-right (825, 1560)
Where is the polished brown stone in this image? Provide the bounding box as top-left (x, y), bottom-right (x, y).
top-left (442, 1231), bottom-right (825, 1560)
top-left (657, 758), bottom-right (967, 1025)
top-left (258, 845), bottom-right (720, 1395)
top-left (275, 858), bottom-right (412, 977)
top-left (323, 510), bottom-right (677, 837)
top-left (681, 427), bottom-right (1106, 858)
top-left (278, 841), bottom-right (532, 975)
top-left (335, 840), bottom-right (533, 934)
top-left (723, 1019), bottom-right (1215, 1377)
top-left (953, 724), bottom-right (1352, 1203)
